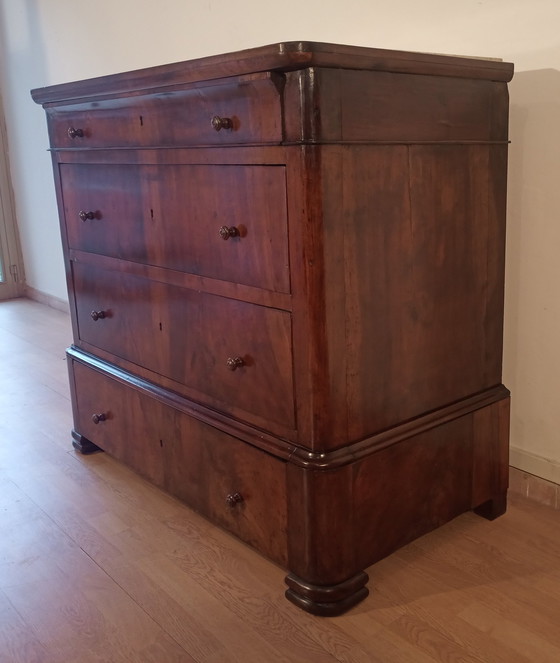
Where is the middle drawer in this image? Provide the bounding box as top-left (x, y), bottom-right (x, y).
top-left (60, 163), bottom-right (290, 293)
top-left (72, 261), bottom-right (295, 430)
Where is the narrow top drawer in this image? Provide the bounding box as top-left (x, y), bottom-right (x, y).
top-left (46, 73), bottom-right (283, 148)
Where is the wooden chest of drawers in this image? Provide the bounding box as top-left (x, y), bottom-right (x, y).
top-left (32, 41), bottom-right (513, 615)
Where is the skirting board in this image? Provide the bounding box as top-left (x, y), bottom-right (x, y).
top-left (509, 446), bottom-right (560, 486)
top-left (509, 446), bottom-right (560, 510)
top-left (509, 467), bottom-right (560, 510)
top-left (25, 285), bottom-right (69, 314)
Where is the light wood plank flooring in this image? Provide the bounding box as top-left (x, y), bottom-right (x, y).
top-left (1, 297), bottom-right (560, 663)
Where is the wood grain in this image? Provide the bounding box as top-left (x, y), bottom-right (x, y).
top-left (61, 163), bottom-right (290, 293)
top-left (284, 68), bottom-right (509, 143)
top-left (33, 41), bottom-right (512, 616)
top-left (45, 73), bottom-right (283, 149)
top-left (71, 261), bottom-right (295, 429)
top-left (31, 41), bottom-right (513, 107)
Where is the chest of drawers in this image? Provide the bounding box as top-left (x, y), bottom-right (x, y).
top-left (32, 41), bottom-right (513, 615)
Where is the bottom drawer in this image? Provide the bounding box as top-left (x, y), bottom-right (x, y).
top-left (70, 359), bottom-right (288, 566)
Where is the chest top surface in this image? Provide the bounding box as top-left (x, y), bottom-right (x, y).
top-left (31, 41), bottom-right (513, 106)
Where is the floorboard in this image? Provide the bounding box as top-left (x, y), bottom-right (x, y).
top-left (1, 297), bottom-right (560, 662)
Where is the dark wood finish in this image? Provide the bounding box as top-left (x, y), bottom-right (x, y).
top-left (353, 415), bottom-right (476, 569)
top-left (285, 572), bottom-right (369, 616)
top-left (45, 73), bottom-right (283, 148)
top-left (33, 42), bottom-right (512, 616)
top-left (72, 359), bottom-right (288, 566)
top-left (472, 396), bottom-right (511, 518)
top-left (283, 68), bottom-right (510, 143)
top-left (282, 397), bottom-right (510, 612)
top-left (69, 247), bottom-right (292, 311)
top-left (474, 493), bottom-right (508, 520)
top-left (61, 162), bottom-right (290, 292)
top-left (31, 41), bottom-right (513, 107)
top-left (71, 261), bottom-right (295, 429)
top-left (70, 429), bottom-right (101, 454)
top-left (336, 143), bottom-right (507, 443)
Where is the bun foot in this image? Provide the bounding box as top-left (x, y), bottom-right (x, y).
top-left (285, 571), bottom-right (369, 616)
top-left (71, 430), bottom-right (102, 455)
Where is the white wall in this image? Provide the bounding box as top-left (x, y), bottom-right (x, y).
top-left (1, 0), bottom-right (559, 480)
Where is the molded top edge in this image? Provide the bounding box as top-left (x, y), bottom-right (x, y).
top-left (31, 40), bottom-right (514, 106)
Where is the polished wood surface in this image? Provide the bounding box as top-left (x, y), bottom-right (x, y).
top-left (71, 262), bottom-right (295, 429)
top-left (1, 299), bottom-right (560, 662)
top-left (31, 41), bottom-right (513, 106)
top-left (61, 163), bottom-right (290, 292)
top-left (282, 68), bottom-right (509, 143)
top-left (46, 72), bottom-right (283, 148)
top-left (71, 360), bottom-right (289, 566)
top-left (309, 143), bottom-right (508, 445)
top-left (33, 42), bottom-right (512, 614)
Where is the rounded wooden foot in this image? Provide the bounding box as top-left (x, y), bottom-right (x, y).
top-left (71, 430), bottom-right (102, 455)
top-left (285, 571), bottom-right (369, 616)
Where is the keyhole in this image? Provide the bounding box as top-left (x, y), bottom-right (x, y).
top-left (139, 116), bottom-right (144, 126)
top-left (159, 439), bottom-right (163, 448)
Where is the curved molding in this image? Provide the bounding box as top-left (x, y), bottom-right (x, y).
top-left (68, 346), bottom-right (509, 471)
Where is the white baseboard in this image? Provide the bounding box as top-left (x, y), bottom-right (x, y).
top-left (509, 446), bottom-right (560, 486)
top-left (25, 285), bottom-right (69, 314)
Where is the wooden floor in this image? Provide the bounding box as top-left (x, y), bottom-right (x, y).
top-left (2, 298), bottom-right (560, 663)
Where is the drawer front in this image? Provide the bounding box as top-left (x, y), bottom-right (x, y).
top-left (47, 74), bottom-right (282, 148)
top-left (73, 262), bottom-right (295, 429)
top-left (61, 163), bottom-right (290, 293)
top-left (71, 360), bottom-right (288, 566)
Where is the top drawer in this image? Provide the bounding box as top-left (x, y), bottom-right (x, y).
top-left (46, 73), bottom-right (283, 148)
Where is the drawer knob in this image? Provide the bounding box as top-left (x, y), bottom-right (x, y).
top-left (226, 492), bottom-right (244, 507)
top-left (219, 225), bottom-right (239, 240)
top-left (226, 356), bottom-right (245, 371)
top-left (211, 115), bottom-right (233, 132)
top-left (67, 127), bottom-right (84, 139)
top-left (90, 310), bottom-right (107, 321)
top-left (91, 413), bottom-right (107, 424)
top-left (79, 210), bottom-right (96, 222)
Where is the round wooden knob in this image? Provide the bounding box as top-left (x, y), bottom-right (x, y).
top-left (67, 127), bottom-right (84, 139)
top-left (91, 413), bottom-right (107, 424)
top-left (226, 357), bottom-right (245, 371)
top-left (79, 210), bottom-right (96, 222)
top-left (90, 310), bottom-right (107, 321)
top-left (226, 492), bottom-right (243, 507)
top-left (211, 115), bottom-right (233, 131)
top-left (219, 225), bottom-right (239, 240)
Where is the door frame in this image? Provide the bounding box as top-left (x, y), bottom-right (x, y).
top-left (0, 90), bottom-right (24, 300)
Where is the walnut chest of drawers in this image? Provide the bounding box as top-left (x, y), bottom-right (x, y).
top-left (32, 42), bottom-right (513, 615)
